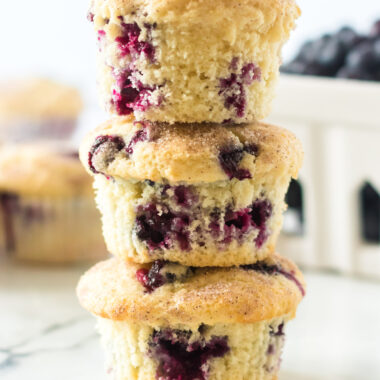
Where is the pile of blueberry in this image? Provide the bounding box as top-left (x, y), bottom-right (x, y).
top-left (281, 20), bottom-right (380, 81)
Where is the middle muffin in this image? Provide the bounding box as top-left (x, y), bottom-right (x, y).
top-left (80, 116), bottom-right (303, 266)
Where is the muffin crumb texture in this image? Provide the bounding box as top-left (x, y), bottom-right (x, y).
top-left (93, 175), bottom-right (288, 266)
top-left (98, 318), bottom-right (287, 380)
top-left (90, 0), bottom-right (300, 123)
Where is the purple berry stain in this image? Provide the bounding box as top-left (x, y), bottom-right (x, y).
top-left (116, 22), bottom-right (155, 61)
top-left (126, 127), bottom-right (148, 155)
top-left (87, 12), bottom-right (94, 22)
top-left (173, 186), bottom-right (197, 208)
top-left (265, 322), bottom-right (286, 372)
top-left (134, 181), bottom-right (271, 253)
top-left (136, 260), bottom-right (167, 293)
top-left (111, 71), bottom-right (159, 116)
top-left (210, 199), bottom-right (272, 248)
top-left (136, 260), bottom-right (195, 293)
top-left (88, 135), bottom-right (125, 175)
top-left (218, 143), bottom-right (258, 180)
top-left (135, 203), bottom-right (191, 252)
top-left (111, 22), bottom-right (159, 115)
top-left (97, 30), bottom-right (105, 41)
top-left (219, 59), bottom-right (261, 118)
top-left (149, 329), bottom-right (229, 380)
top-left (242, 262), bottom-right (305, 296)
top-left (250, 199), bottom-right (272, 248)
top-left (134, 184), bottom-right (271, 252)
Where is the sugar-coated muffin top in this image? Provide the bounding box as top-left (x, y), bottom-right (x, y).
top-left (80, 116), bottom-right (303, 184)
top-left (0, 142), bottom-right (93, 197)
top-left (77, 253), bottom-right (305, 325)
top-left (90, 0), bottom-right (300, 29)
top-left (0, 78), bottom-right (83, 122)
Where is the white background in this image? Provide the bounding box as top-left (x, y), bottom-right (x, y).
top-left (0, 0), bottom-right (379, 106)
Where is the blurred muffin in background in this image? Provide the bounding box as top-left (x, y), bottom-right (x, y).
top-left (0, 78), bottom-right (83, 142)
top-left (0, 141), bottom-right (106, 264)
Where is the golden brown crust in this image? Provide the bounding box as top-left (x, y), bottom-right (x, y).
top-left (80, 116), bottom-right (303, 184)
top-left (0, 142), bottom-right (93, 197)
top-left (77, 253), bottom-right (305, 325)
top-left (0, 78), bottom-right (83, 122)
top-left (91, 0), bottom-right (300, 26)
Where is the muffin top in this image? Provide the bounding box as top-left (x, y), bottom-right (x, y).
top-left (90, 0), bottom-right (300, 28)
top-left (0, 142), bottom-right (93, 197)
top-left (80, 116), bottom-right (303, 184)
top-left (0, 78), bottom-right (83, 122)
top-left (77, 253), bottom-right (305, 325)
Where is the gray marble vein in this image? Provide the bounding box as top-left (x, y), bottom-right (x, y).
top-left (0, 317), bottom-right (97, 370)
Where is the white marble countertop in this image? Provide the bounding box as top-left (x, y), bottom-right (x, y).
top-left (1, 260), bottom-right (379, 380)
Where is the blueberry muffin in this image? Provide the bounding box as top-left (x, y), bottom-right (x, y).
top-left (0, 142), bottom-right (106, 263)
top-left (79, 116), bottom-right (303, 266)
top-left (77, 253), bottom-right (305, 380)
top-left (0, 78), bottom-right (83, 142)
top-left (89, 0), bottom-right (300, 123)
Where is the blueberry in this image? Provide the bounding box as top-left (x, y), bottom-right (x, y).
top-left (336, 26), bottom-right (361, 49)
top-left (281, 60), bottom-right (308, 75)
top-left (125, 128), bottom-right (148, 155)
top-left (302, 62), bottom-right (330, 76)
top-left (242, 262), bottom-right (279, 274)
top-left (370, 20), bottom-right (380, 37)
top-left (374, 67), bottom-right (380, 81)
top-left (336, 66), bottom-right (372, 81)
top-left (242, 261), bottom-right (305, 296)
top-left (120, 86), bottom-right (139, 103)
top-left (212, 199), bottom-right (272, 248)
top-left (281, 24), bottom-right (380, 81)
top-left (346, 42), bottom-right (378, 72)
top-left (219, 60), bottom-right (261, 118)
top-left (218, 146), bottom-right (252, 180)
top-left (299, 35), bottom-right (331, 64)
top-left (88, 135), bottom-right (125, 174)
top-left (250, 200), bottom-right (272, 247)
top-left (117, 22), bottom-right (155, 60)
top-left (317, 38), bottom-right (347, 76)
top-left (136, 260), bottom-right (166, 293)
top-left (149, 329), bottom-right (229, 380)
top-left (173, 186), bottom-right (196, 208)
top-left (374, 38), bottom-right (380, 60)
top-left (111, 22), bottom-right (157, 115)
top-left (294, 40), bottom-right (315, 62)
top-left (135, 203), bottom-right (191, 251)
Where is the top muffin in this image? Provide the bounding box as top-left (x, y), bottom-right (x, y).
top-left (89, 0), bottom-right (300, 123)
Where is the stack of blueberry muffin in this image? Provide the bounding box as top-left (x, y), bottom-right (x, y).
top-left (77, 0), bottom-right (305, 379)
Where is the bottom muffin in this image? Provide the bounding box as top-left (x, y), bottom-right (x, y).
top-left (77, 253), bottom-right (305, 380)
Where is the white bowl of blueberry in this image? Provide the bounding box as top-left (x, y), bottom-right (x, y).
top-left (282, 20), bottom-right (380, 82)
